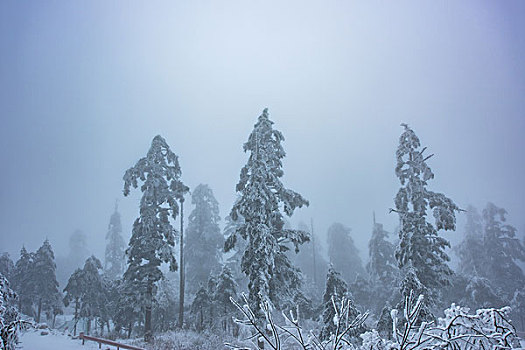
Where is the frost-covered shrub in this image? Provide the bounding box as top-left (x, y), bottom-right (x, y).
top-left (228, 293), bottom-right (367, 350)
top-left (226, 291), bottom-right (521, 350)
top-left (388, 293), bottom-right (520, 350)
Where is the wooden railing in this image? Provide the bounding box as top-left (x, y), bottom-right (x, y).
top-left (79, 332), bottom-right (146, 350)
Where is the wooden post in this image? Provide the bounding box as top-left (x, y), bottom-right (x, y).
top-left (178, 197), bottom-right (185, 328)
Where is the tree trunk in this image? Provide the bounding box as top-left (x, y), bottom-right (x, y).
top-left (128, 321), bottom-right (132, 339)
top-left (178, 198), bottom-right (185, 328)
top-left (52, 313), bottom-right (56, 328)
top-left (144, 281), bottom-right (153, 342)
top-left (36, 298), bottom-right (42, 324)
top-left (87, 317), bottom-right (91, 335)
top-left (311, 218), bottom-right (317, 287)
top-left (73, 299), bottom-right (78, 336)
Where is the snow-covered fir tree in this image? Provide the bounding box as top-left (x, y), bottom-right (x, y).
top-left (185, 184), bottom-right (223, 294)
top-left (225, 108), bottom-right (309, 320)
top-left (350, 274), bottom-right (372, 312)
top-left (397, 264), bottom-right (433, 322)
top-left (364, 216), bottom-right (398, 314)
top-left (152, 277), bottom-right (177, 332)
top-left (393, 124), bottom-right (460, 317)
top-left (63, 256), bottom-right (106, 335)
top-left (213, 266), bottom-right (238, 333)
top-left (33, 239), bottom-right (61, 324)
top-left (123, 134), bottom-right (188, 342)
top-left (104, 203), bottom-right (126, 280)
top-left (320, 265), bottom-right (359, 341)
top-left (455, 205), bottom-right (485, 276)
top-left (481, 202), bottom-right (525, 301)
top-left (367, 216), bottom-right (397, 288)
top-left (11, 247), bottom-right (35, 316)
top-left (327, 223), bottom-right (365, 285)
top-left (0, 254), bottom-right (14, 282)
top-left (190, 286), bottom-right (212, 332)
top-left (112, 278), bottom-right (142, 338)
top-left (79, 256), bottom-right (106, 335)
top-left (63, 268), bottom-right (84, 335)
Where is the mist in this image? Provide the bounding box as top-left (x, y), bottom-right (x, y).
top-left (1, 1), bottom-right (524, 274)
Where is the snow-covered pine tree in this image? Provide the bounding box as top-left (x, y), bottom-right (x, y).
top-left (225, 108), bottom-right (309, 319)
top-left (397, 264), bottom-right (433, 322)
top-left (104, 203), bottom-right (126, 280)
top-left (78, 256), bottom-right (106, 335)
top-left (151, 277), bottom-right (177, 332)
top-left (327, 223), bottom-right (365, 286)
top-left (185, 184), bottom-right (223, 294)
top-left (320, 265), bottom-right (359, 341)
top-left (393, 124), bottom-right (460, 317)
top-left (33, 240), bottom-right (61, 324)
top-left (123, 135), bottom-right (189, 342)
top-left (481, 202), bottom-right (525, 301)
top-left (213, 266), bottom-right (238, 333)
top-left (366, 216), bottom-right (398, 314)
top-left (112, 278), bottom-right (142, 338)
top-left (0, 254), bottom-right (14, 282)
top-left (367, 216), bottom-right (397, 289)
top-left (455, 205), bottom-right (485, 276)
top-left (11, 247), bottom-right (35, 316)
top-left (190, 285), bottom-right (213, 332)
top-left (350, 274), bottom-right (372, 312)
top-left (63, 268), bottom-right (84, 336)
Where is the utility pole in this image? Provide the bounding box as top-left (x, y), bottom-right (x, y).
top-left (178, 197), bottom-right (185, 328)
top-left (311, 218), bottom-right (317, 287)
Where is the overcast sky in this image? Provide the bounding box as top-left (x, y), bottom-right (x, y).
top-left (1, 1), bottom-right (524, 265)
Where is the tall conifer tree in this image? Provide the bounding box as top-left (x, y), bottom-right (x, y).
top-left (225, 108), bottom-right (309, 319)
top-left (33, 240), bottom-right (61, 324)
top-left (185, 184), bottom-right (223, 293)
top-left (104, 203), bottom-right (126, 280)
top-left (123, 135), bottom-right (188, 341)
top-left (11, 247), bottom-right (35, 315)
top-left (481, 202), bottom-right (525, 300)
top-left (393, 124), bottom-right (459, 317)
top-left (327, 223), bottom-right (365, 285)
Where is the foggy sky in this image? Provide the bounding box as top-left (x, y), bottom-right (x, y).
top-left (1, 1), bottom-right (524, 266)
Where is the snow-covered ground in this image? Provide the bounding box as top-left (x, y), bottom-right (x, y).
top-left (19, 329), bottom-right (99, 350)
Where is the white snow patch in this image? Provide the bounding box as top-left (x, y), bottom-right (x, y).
top-left (19, 329), bottom-right (99, 350)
